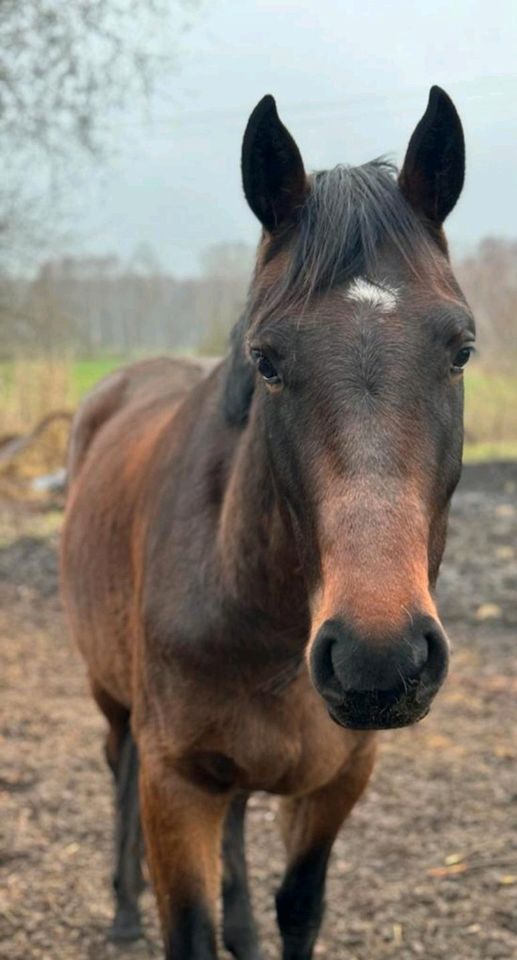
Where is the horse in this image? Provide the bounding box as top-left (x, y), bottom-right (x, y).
top-left (60, 86), bottom-right (475, 959)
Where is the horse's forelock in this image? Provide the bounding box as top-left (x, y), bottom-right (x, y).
top-left (289, 160), bottom-right (437, 301)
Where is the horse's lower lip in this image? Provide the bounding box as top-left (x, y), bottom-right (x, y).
top-left (327, 697), bottom-right (432, 730)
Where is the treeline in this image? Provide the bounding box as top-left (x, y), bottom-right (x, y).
top-left (0, 238), bottom-right (515, 363)
top-left (0, 243), bottom-right (254, 358)
top-left (455, 237), bottom-right (516, 362)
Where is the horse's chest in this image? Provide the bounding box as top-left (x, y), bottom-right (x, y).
top-left (146, 664), bottom-right (365, 798)
top-left (225, 675), bottom-right (358, 794)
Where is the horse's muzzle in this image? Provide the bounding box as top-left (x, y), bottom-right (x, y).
top-left (310, 614), bottom-right (449, 730)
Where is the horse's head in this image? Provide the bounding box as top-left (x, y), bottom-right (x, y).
top-left (226, 88), bottom-right (474, 730)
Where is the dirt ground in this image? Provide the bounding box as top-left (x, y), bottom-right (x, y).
top-left (1, 462), bottom-right (516, 960)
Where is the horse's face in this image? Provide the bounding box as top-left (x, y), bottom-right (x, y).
top-left (248, 262), bottom-right (473, 729)
top-left (232, 89), bottom-right (473, 730)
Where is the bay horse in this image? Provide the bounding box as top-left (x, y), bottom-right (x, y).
top-left (61, 86), bottom-right (475, 959)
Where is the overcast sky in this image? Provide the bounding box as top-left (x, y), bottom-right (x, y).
top-left (59, 0), bottom-right (517, 276)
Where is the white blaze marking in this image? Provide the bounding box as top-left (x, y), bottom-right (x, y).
top-left (347, 277), bottom-right (398, 313)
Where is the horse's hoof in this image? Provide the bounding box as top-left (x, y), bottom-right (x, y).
top-left (108, 910), bottom-right (143, 943)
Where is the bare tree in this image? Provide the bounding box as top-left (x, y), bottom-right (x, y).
top-left (0, 239), bottom-right (254, 356)
top-left (0, 0), bottom-right (199, 272)
top-left (0, 0), bottom-right (197, 156)
top-left (455, 237), bottom-right (517, 366)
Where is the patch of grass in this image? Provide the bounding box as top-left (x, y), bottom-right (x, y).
top-left (71, 357), bottom-right (129, 400)
top-left (0, 357), bottom-right (130, 428)
top-left (464, 364), bottom-right (517, 457)
top-left (463, 441), bottom-right (517, 463)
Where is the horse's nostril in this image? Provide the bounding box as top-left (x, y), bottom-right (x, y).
top-left (311, 615), bottom-right (449, 700)
top-left (310, 614), bottom-right (449, 730)
top-left (407, 632), bottom-right (429, 678)
top-left (420, 620), bottom-right (449, 687)
top-left (310, 624), bottom-right (345, 705)
top-left (317, 634), bottom-right (335, 687)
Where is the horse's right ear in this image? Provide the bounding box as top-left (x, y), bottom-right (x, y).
top-left (242, 95), bottom-right (307, 233)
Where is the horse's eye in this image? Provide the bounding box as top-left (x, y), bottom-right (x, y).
top-left (451, 346), bottom-right (473, 372)
top-left (251, 349), bottom-right (281, 384)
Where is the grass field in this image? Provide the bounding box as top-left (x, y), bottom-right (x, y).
top-left (1, 356), bottom-right (516, 464)
top-left (71, 357), bottom-right (135, 398)
top-left (463, 367), bottom-right (517, 462)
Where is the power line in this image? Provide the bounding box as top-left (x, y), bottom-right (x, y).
top-left (100, 74), bottom-right (517, 132)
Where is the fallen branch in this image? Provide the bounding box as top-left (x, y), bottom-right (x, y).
top-left (0, 411), bottom-right (72, 465)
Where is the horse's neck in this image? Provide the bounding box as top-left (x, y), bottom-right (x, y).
top-left (216, 404), bottom-right (308, 639)
top-left (143, 376), bottom-right (309, 670)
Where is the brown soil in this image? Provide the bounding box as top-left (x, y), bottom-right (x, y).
top-left (1, 463), bottom-right (516, 960)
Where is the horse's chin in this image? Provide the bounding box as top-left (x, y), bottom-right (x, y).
top-left (327, 698), bottom-right (432, 731)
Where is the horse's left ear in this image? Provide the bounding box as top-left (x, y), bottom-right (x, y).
top-left (242, 95), bottom-right (307, 233)
top-left (399, 86), bottom-right (465, 227)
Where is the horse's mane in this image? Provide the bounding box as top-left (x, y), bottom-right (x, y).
top-left (224, 160), bottom-right (436, 424)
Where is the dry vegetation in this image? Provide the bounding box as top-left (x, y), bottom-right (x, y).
top-left (0, 359), bottom-right (72, 494)
top-left (1, 357), bottom-right (73, 434)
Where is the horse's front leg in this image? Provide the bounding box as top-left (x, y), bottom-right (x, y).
top-left (222, 792), bottom-right (263, 960)
top-left (138, 742), bottom-right (230, 959)
top-left (276, 739), bottom-right (376, 960)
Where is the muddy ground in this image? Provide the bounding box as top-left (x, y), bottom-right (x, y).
top-left (1, 462), bottom-right (516, 960)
